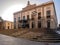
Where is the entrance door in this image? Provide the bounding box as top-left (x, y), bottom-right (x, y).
top-left (32, 22), bottom-right (34, 28)
top-left (38, 21), bottom-right (41, 28)
top-left (47, 21), bottom-right (50, 28)
top-left (8, 26), bottom-right (9, 29)
top-left (26, 24), bottom-right (29, 28)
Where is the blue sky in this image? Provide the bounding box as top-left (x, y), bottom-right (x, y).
top-left (54, 0), bottom-right (60, 24)
top-left (0, 0), bottom-right (60, 24)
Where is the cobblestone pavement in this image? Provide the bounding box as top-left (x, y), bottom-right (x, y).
top-left (0, 34), bottom-right (60, 45)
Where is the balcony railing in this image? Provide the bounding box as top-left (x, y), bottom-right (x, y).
top-left (23, 20), bottom-right (28, 22)
top-left (18, 19), bottom-right (28, 23)
top-left (18, 18), bottom-right (35, 22)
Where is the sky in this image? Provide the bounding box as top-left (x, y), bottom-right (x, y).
top-left (0, 0), bottom-right (60, 24)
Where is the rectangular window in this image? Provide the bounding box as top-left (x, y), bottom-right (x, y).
top-left (38, 12), bottom-right (41, 19)
top-left (23, 16), bottom-right (25, 20)
top-left (18, 17), bottom-right (20, 22)
top-left (38, 12), bottom-right (41, 15)
top-left (31, 15), bottom-right (34, 20)
top-left (46, 10), bottom-right (51, 18)
top-left (47, 10), bottom-right (51, 16)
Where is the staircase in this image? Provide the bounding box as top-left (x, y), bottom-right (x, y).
top-left (0, 28), bottom-right (60, 42)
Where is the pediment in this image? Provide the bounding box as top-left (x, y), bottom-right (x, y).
top-left (22, 4), bottom-right (36, 11)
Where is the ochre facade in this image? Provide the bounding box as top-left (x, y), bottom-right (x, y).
top-left (0, 17), bottom-right (14, 29)
top-left (14, 1), bottom-right (57, 29)
top-left (3, 21), bottom-right (14, 29)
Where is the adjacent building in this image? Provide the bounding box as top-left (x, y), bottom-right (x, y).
top-left (0, 17), bottom-right (14, 29)
top-left (14, 1), bottom-right (57, 29)
top-left (3, 21), bottom-right (14, 29)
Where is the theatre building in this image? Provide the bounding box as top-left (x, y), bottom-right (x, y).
top-left (14, 1), bottom-right (57, 29)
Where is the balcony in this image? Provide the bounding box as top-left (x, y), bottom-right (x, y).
top-left (18, 19), bottom-right (28, 23)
